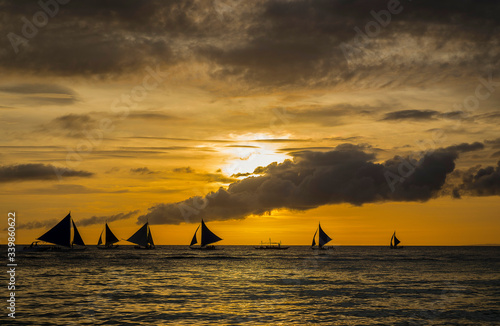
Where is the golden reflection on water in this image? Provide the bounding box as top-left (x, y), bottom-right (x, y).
top-left (16, 246), bottom-right (500, 325)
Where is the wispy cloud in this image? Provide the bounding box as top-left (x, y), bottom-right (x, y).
top-left (0, 83), bottom-right (79, 105)
top-left (0, 163), bottom-right (93, 182)
top-left (173, 167), bottom-right (195, 173)
top-left (382, 110), bottom-right (439, 121)
top-left (130, 167), bottom-right (159, 175)
top-left (16, 210), bottom-right (140, 230)
top-left (77, 210), bottom-right (140, 227)
top-left (40, 114), bottom-right (97, 138)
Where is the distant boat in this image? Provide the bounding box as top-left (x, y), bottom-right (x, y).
top-left (127, 222), bottom-right (155, 249)
top-left (255, 238), bottom-right (289, 250)
top-left (25, 212), bottom-right (87, 251)
top-left (311, 223), bottom-right (333, 250)
top-left (189, 219), bottom-right (222, 250)
top-left (97, 223), bottom-right (120, 249)
top-left (23, 241), bottom-right (50, 252)
top-left (390, 231), bottom-right (403, 249)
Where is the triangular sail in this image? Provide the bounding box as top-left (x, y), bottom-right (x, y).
top-left (127, 222), bottom-right (149, 247)
top-left (38, 213), bottom-right (71, 247)
top-left (72, 220), bottom-right (85, 246)
top-left (311, 228), bottom-right (318, 247)
top-left (105, 223), bottom-right (119, 245)
top-left (200, 219), bottom-right (222, 247)
top-left (97, 231), bottom-right (103, 246)
top-left (190, 226), bottom-right (200, 246)
top-left (318, 223), bottom-right (332, 247)
top-left (147, 225), bottom-right (155, 246)
top-left (393, 232), bottom-right (400, 247)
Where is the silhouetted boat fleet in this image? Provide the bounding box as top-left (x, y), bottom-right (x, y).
top-left (24, 212), bottom-right (404, 251)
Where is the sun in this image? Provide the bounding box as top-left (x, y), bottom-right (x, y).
top-left (221, 133), bottom-right (291, 177)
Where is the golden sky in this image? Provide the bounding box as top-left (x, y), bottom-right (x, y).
top-left (1, 0), bottom-right (500, 245)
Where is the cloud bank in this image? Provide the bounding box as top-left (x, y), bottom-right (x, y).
top-left (138, 143), bottom-right (488, 225)
top-left (1, 0), bottom-right (499, 89)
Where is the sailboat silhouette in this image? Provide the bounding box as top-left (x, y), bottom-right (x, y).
top-left (97, 222), bottom-right (120, 249)
top-left (28, 212), bottom-right (87, 251)
top-left (189, 219), bottom-right (222, 250)
top-left (311, 222), bottom-right (333, 250)
top-left (127, 222), bottom-right (155, 249)
top-left (390, 231), bottom-right (403, 249)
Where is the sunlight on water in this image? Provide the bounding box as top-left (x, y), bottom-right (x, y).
top-left (8, 246), bottom-right (500, 325)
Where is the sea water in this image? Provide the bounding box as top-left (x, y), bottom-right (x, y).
top-left (3, 246), bottom-right (499, 325)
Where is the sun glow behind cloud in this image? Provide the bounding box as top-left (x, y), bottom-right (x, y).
top-left (221, 133), bottom-right (291, 176)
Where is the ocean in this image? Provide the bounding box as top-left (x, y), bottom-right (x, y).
top-left (4, 246), bottom-right (500, 325)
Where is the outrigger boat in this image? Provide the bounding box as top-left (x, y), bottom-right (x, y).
top-left (390, 231), bottom-right (403, 249)
top-left (255, 238), bottom-right (289, 250)
top-left (127, 222), bottom-right (155, 249)
top-left (23, 241), bottom-right (50, 252)
top-left (97, 223), bottom-right (120, 249)
top-left (189, 219), bottom-right (222, 250)
top-left (311, 222), bottom-right (333, 250)
top-left (25, 212), bottom-right (87, 251)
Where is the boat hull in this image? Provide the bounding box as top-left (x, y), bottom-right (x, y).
top-left (134, 245), bottom-right (155, 250)
top-left (254, 246), bottom-right (289, 250)
top-left (23, 246), bottom-right (50, 252)
top-left (97, 245), bottom-right (119, 250)
top-left (311, 246), bottom-right (333, 250)
top-left (49, 246), bottom-right (88, 252)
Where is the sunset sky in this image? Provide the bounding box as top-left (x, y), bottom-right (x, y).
top-left (1, 0), bottom-right (499, 245)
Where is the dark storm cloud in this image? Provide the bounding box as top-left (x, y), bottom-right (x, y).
top-left (0, 163), bottom-right (93, 182)
top-left (0, 1), bottom-right (179, 75)
top-left (198, 0), bottom-right (500, 87)
top-left (1, 0), bottom-right (498, 87)
top-left (445, 142), bottom-right (484, 153)
top-left (137, 142), bottom-right (485, 225)
top-left (454, 161), bottom-right (500, 197)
